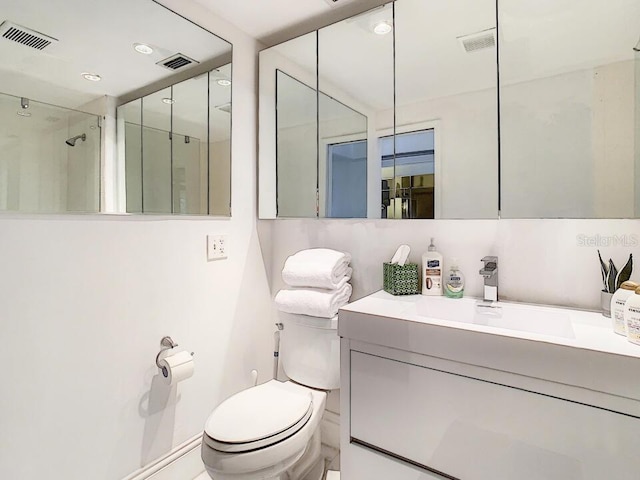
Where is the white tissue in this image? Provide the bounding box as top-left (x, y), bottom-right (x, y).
top-left (158, 350), bottom-right (194, 385)
top-left (391, 245), bottom-right (410, 266)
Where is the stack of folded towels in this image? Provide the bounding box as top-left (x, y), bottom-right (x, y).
top-left (275, 248), bottom-right (352, 318)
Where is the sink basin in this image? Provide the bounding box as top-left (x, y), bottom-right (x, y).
top-left (415, 296), bottom-right (576, 339)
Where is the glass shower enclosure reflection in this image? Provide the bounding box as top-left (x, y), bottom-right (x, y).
top-left (0, 92), bottom-right (100, 213)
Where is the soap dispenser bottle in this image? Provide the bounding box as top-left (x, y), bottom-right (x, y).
top-left (444, 258), bottom-right (465, 299)
top-left (422, 238), bottom-right (443, 296)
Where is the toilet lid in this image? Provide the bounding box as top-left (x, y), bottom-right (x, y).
top-left (205, 381), bottom-right (313, 450)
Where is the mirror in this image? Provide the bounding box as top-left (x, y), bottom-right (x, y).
top-left (258, 0), bottom-right (499, 219)
top-left (318, 5), bottom-right (393, 218)
top-left (0, 91), bottom-right (101, 213)
top-left (118, 66), bottom-right (231, 215)
top-left (0, 0), bottom-right (231, 215)
top-left (499, 0), bottom-right (640, 218)
top-left (395, 0), bottom-right (498, 219)
top-left (260, 32), bottom-right (318, 218)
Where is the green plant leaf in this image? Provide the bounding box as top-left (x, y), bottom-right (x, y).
top-left (607, 258), bottom-right (618, 293)
top-left (598, 250), bottom-right (608, 291)
top-left (615, 254), bottom-right (633, 289)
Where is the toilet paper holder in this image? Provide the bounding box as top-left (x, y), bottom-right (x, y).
top-left (155, 336), bottom-right (194, 371)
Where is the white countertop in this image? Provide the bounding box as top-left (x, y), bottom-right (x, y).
top-left (340, 290), bottom-right (640, 359)
top-left (339, 291), bottom-right (640, 405)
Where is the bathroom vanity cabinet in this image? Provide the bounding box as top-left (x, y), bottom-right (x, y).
top-left (338, 291), bottom-right (640, 480)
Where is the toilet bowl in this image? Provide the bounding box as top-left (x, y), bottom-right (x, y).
top-left (202, 312), bottom-right (339, 480)
top-left (202, 380), bottom-right (327, 480)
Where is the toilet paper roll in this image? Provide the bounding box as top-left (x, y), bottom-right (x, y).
top-left (158, 350), bottom-right (194, 385)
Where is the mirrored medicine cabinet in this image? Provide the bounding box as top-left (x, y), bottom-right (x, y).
top-left (0, 0), bottom-right (232, 215)
top-left (259, 0), bottom-right (640, 220)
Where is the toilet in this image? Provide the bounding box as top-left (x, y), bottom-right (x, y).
top-left (202, 313), bottom-right (340, 480)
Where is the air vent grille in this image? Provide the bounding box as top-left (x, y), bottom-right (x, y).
top-left (157, 53), bottom-right (199, 71)
top-left (0, 21), bottom-right (57, 50)
top-left (458, 28), bottom-right (496, 53)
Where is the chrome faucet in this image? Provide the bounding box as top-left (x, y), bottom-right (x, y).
top-left (479, 256), bottom-right (498, 302)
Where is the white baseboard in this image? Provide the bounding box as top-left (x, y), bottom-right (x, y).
top-left (122, 433), bottom-right (204, 480)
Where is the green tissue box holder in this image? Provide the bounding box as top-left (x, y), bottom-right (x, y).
top-left (383, 262), bottom-right (419, 295)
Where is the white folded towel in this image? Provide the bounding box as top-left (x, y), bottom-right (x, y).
top-left (275, 283), bottom-right (352, 318)
top-left (282, 248), bottom-right (352, 290)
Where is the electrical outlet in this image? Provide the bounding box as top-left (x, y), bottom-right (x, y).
top-left (207, 234), bottom-right (228, 261)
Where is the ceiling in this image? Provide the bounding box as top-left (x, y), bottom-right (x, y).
top-left (0, 0), bottom-right (231, 110)
top-left (261, 0), bottom-right (640, 119)
top-left (193, 0), bottom-right (388, 45)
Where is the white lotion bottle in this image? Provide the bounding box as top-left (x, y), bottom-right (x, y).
top-left (422, 238), bottom-right (443, 296)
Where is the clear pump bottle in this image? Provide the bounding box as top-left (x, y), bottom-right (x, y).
top-left (444, 259), bottom-right (465, 299)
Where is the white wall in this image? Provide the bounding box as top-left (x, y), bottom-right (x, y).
top-left (265, 218), bottom-right (640, 312)
top-left (0, 2), bottom-right (275, 479)
top-left (501, 61), bottom-right (635, 218)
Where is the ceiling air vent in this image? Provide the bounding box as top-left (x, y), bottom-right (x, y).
top-left (157, 53), bottom-right (199, 71)
top-left (0, 21), bottom-right (58, 50)
top-left (458, 28), bottom-right (496, 53)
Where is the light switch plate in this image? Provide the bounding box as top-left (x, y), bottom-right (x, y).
top-left (207, 234), bottom-right (228, 261)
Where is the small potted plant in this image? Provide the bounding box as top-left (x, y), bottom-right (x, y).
top-left (598, 250), bottom-right (633, 317)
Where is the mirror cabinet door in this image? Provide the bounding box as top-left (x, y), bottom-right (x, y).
top-left (141, 87), bottom-right (173, 214)
top-left (499, 0), bottom-right (640, 218)
top-left (258, 0), bottom-right (500, 220)
top-left (120, 99), bottom-right (143, 213)
top-left (209, 65), bottom-right (232, 216)
top-left (118, 67), bottom-right (232, 216)
top-left (318, 4), bottom-right (394, 219)
top-left (396, 0), bottom-right (498, 219)
top-left (259, 32), bottom-right (318, 218)
top-left (172, 74), bottom-right (208, 215)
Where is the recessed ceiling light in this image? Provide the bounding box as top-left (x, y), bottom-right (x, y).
top-left (373, 21), bottom-right (392, 35)
top-left (162, 98), bottom-right (175, 105)
top-left (217, 79), bottom-right (232, 87)
top-left (134, 43), bottom-right (154, 55)
top-left (16, 111), bottom-right (31, 117)
top-left (82, 73), bottom-right (101, 82)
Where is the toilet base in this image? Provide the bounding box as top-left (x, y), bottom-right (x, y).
top-left (204, 430), bottom-right (324, 480)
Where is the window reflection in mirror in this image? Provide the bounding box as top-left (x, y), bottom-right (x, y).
top-left (499, 0), bottom-right (640, 218)
top-left (381, 129), bottom-right (436, 219)
top-left (395, 0), bottom-right (498, 219)
top-left (318, 4), bottom-right (393, 219)
top-left (320, 93), bottom-right (367, 218)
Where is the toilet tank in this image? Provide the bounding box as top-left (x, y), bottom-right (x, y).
top-left (279, 312), bottom-right (340, 390)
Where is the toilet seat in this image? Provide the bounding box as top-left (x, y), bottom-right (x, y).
top-left (204, 380), bottom-right (314, 453)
